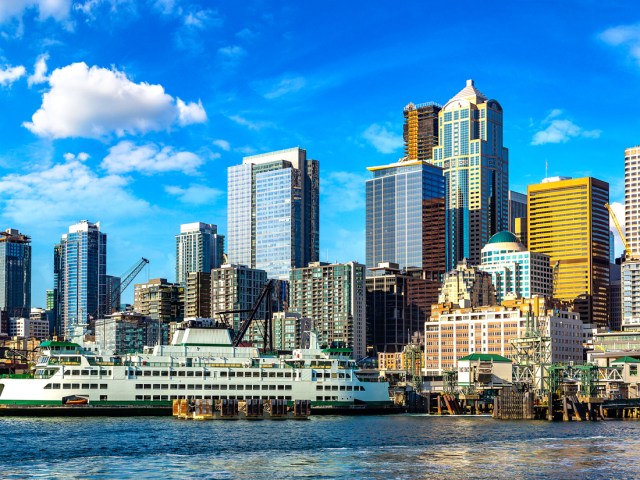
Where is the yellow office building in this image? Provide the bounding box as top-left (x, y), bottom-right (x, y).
top-left (527, 177), bottom-right (610, 327)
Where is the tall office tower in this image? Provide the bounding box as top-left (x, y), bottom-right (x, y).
top-left (609, 263), bottom-right (622, 331)
top-left (623, 146), bottom-right (640, 328)
top-left (185, 271), bottom-right (211, 318)
top-left (0, 229), bottom-right (31, 318)
top-left (175, 222), bottom-right (224, 287)
top-left (478, 231), bottom-right (552, 303)
top-left (432, 80), bottom-right (509, 269)
top-left (508, 191), bottom-right (527, 233)
top-left (211, 264), bottom-right (267, 331)
top-left (133, 278), bottom-right (184, 324)
top-left (528, 177), bottom-right (610, 327)
top-left (55, 221), bottom-right (107, 338)
top-left (366, 160), bottom-right (446, 276)
top-left (289, 261), bottom-right (366, 359)
top-left (105, 275), bottom-right (121, 314)
top-left (403, 102), bottom-right (442, 161)
top-left (227, 147), bottom-right (319, 280)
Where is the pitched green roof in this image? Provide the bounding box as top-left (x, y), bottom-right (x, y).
top-left (457, 353), bottom-right (512, 363)
top-left (612, 356), bottom-right (640, 364)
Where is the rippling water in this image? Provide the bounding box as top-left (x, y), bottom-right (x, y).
top-left (1, 415), bottom-right (639, 479)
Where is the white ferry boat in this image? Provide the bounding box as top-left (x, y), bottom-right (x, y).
top-left (0, 324), bottom-right (392, 412)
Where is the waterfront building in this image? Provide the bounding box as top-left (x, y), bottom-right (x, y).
top-left (622, 147), bottom-right (640, 329)
top-left (95, 311), bottom-right (166, 354)
top-left (528, 176), bottom-right (610, 327)
top-left (438, 259), bottom-right (496, 308)
top-left (175, 222), bottom-right (224, 287)
top-left (365, 158), bottom-right (446, 277)
top-left (403, 102), bottom-right (442, 162)
top-left (272, 311), bottom-right (313, 350)
top-left (424, 299), bottom-right (583, 375)
top-left (185, 271), bottom-right (211, 319)
top-left (133, 278), bottom-right (184, 324)
top-left (431, 80), bottom-right (509, 269)
top-left (377, 344), bottom-right (423, 375)
top-left (0, 229), bottom-right (31, 318)
top-left (54, 220), bottom-right (107, 339)
top-left (508, 191), bottom-right (527, 234)
top-left (211, 264), bottom-right (267, 331)
top-left (479, 231), bottom-right (552, 303)
top-left (7, 317), bottom-right (49, 339)
top-left (289, 262), bottom-right (366, 359)
top-left (227, 147), bottom-right (319, 280)
top-left (366, 263), bottom-right (434, 354)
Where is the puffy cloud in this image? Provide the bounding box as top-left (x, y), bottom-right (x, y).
top-left (101, 140), bottom-right (203, 175)
top-left (28, 53), bottom-right (49, 86)
top-left (165, 184), bottom-right (223, 205)
top-left (531, 110), bottom-right (601, 145)
top-left (213, 139), bottom-right (230, 151)
top-left (362, 123), bottom-right (403, 154)
top-left (23, 62), bottom-right (207, 139)
top-left (0, 0), bottom-right (71, 23)
top-left (0, 155), bottom-right (150, 225)
top-left (599, 23), bottom-right (640, 66)
top-left (0, 65), bottom-right (26, 86)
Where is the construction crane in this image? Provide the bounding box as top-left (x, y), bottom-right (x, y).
top-left (605, 203), bottom-right (634, 259)
top-left (552, 260), bottom-right (560, 298)
top-left (109, 257), bottom-right (150, 312)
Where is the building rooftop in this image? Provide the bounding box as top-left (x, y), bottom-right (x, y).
top-left (446, 79), bottom-right (487, 104)
top-left (611, 356), bottom-right (640, 364)
top-left (482, 231), bottom-right (527, 253)
top-left (457, 353), bottom-right (512, 363)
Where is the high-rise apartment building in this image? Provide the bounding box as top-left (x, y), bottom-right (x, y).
top-left (185, 271), bottom-right (211, 319)
top-left (431, 80), bottom-right (509, 269)
top-left (55, 220), bottom-right (107, 338)
top-left (623, 146), bottom-right (640, 328)
top-left (289, 262), bottom-right (366, 359)
top-left (366, 159), bottom-right (446, 275)
top-left (508, 191), bottom-right (527, 234)
top-left (211, 264), bottom-right (267, 331)
top-left (479, 231), bottom-right (552, 303)
top-left (105, 275), bottom-right (121, 314)
top-left (0, 229), bottom-right (31, 318)
top-left (175, 222), bottom-right (224, 287)
top-left (528, 177), bottom-right (610, 326)
top-left (227, 147), bottom-right (319, 280)
top-left (133, 278), bottom-right (184, 324)
top-left (403, 102), bottom-right (442, 161)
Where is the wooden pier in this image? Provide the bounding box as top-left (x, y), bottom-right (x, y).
top-left (173, 398), bottom-right (311, 420)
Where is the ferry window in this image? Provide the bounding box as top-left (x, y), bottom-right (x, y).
top-left (44, 384), bottom-right (52, 389)
top-left (63, 384), bottom-right (71, 389)
top-left (347, 386), bottom-right (352, 391)
top-left (284, 372), bottom-right (291, 378)
top-left (269, 385), bottom-right (276, 391)
top-left (194, 385), bottom-right (202, 390)
top-left (277, 385), bottom-right (284, 390)
top-left (178, 385), bottom-right (185, 390)
top-left (152, 371), bottom-right (160, 376)
top-left (100, 384), bottom-right (107, 389)
top-left (72, 383), bottom-right (80, 389)
top-left (82, 370), bottom-right (91, 376)
top-left (170, 395), bottom-right (178, 400)
top-left (178, 371), bottom-right (185, 377)
top-left (186, 371), bottom-right (194, 377)
top-left (236, 385), bottom-right (243, 390)
top-left (144, 396), bottom-right (151, 401)
top-left (82, 383), bottom-right (90, 389)
top-left (90, 370), bottom-right (98, 376)
top-left (195, 372), bottom-right (202, 377)
top-left (332, 386), bottom-right (338, 391)
top-left (136, 395), bottom-right (143, 400)
top-left (143, 371), bottom-right (151, 377)
top-left (100, 395), bottom-right (107, 401)
top-left (72, 370), bottom-right (80, 375)
top-left (153, 385), bottom-right (160, 390)
top-left (204, 385), bottom-right (212, 390)
top-left (253, 372), bottom-right (259, 378)
top-left (268, 372), bottom-right (275, 378)
top-left (144, 384), bottom-right (152, 390)
top-left (285, 396), bottom-right (292, 400)
top-left (90, 384), bottom-right (98, 389)
top-left (170, 385), bottom-right (178, 390)
top-left (211, 385), bottom-right (219, 389)
top-left (261, 371), bottom-right (267, 377)
top-left (338, 374), bottom-right (344, 379)
top-left (203, 372), bottom-right (210, 378)
top-left (316, 396), bottom-right (323, 401)
top-left (235, 372), bottom-right (243, 378)
top-left (159, 384), bottom-right (167, 390)
top-left (52, 384), bottom-right (61, 389)
top-left (316, 386), bottom-right (322, 391)
top-left (220, 372), bottom-right (227, 377)
top-left (324, 396), bottom-right (331, 401)
top-left (345, 374), bottom-right (351, 379)
top-left (228, 385), bottom-right (236, 390)
top-left (285, 386), bottom-right (292, 390)
top-left (161, 396), bottom-right (168, 401)
top-left (340, 386), bottom-right (345, 391)
top-left (161, 371), bottom-right (168, 377)
top-left (220, 385), bottom-right (227, 390)
top-left (229, 372), bottom-right (235, 377)
top-left (153, 395), bottom-right (160, 401)
top-left (276, 372), bottom-right (283, 378)
top-left (331, 373), bottom-right (338, 379)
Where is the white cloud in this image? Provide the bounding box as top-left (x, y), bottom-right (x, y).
top-left (213, 139), bottom-right (230, 151)
top-left (599, 23), bottom-right (640, 66)
top-left (263, 76), bottom-right (306, 99)
top-left (531, 111), bottom-right (601, 145)
top-left (0, 155), bottom-right (150, 225)
top-left (176, 98), bottom-right (207, 126)
top-left (63, 151), bottom-right (90, 162)
top-left (28, 53), bottom-right (49, 86)
top-left (0, 0), bottom-right (72, 23)
top-left (362, 123), bottom-right (403, 154)
top-left (322, 171), bottom-right (368, 214)
top-left (228, 114), bottom-right (271, 131)
top-left (218, 45), bottom-right (246, 58)
top-left (101, 140), bottom-right (203, 175)
top-left (0, 65), bottom-right (26, 86)
top-left (23, 62), bottom-right (207, 139)
top-left (165, 184), bottom-right (223, 205)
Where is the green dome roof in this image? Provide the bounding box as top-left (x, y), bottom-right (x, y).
top-left (487, 231), bottom-right (519, 244)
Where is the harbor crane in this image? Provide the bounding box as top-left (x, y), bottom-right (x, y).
top-left (605, 202), bottom-right (635, 260)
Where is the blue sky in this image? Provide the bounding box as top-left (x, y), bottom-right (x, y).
top-left (0, 0), bottom-right (638, 307)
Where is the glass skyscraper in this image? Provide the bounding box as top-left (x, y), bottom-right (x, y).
top-left (175, 222), bottom-right (224, 286)
top-left (227, 147), bottom-right (319, 280)
top-left (54, 220), bottom-right (107, 338)
top-left (0, 228), bottom-right (31, 318)
top-left (432, 79), bottom-right (509, 269)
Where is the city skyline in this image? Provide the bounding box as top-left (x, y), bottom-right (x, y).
top-left (0, 2), bottom-right (637, 306)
